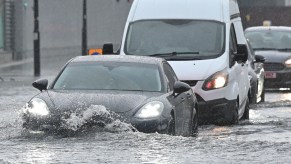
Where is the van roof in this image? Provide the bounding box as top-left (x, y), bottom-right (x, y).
top-left (128, 0), bottom-right (240, 22)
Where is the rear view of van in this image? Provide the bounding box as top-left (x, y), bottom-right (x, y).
top-left (120, 0), bottom-right (250, 125)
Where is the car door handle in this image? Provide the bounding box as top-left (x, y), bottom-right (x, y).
top-left (181, 97), bottom-right (185, 101)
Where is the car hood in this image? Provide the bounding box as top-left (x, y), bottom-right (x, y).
top-left (40, 90), bottom-right (163, 114)
top-left (168, 55), bottom-right (227, 80)
top-left (255, 50), bottom-right (291, 63)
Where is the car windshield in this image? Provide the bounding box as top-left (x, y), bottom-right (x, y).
top-left (52, 62), bottom-right (162, 92)
top-left (124, 20), bottom-right (225, 59)
top-left (245, 30), bottom-right (291, 50)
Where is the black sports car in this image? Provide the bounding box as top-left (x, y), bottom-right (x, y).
top-left (22, 55), bottom-right (198, 137)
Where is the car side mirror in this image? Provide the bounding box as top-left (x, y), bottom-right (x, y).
top-left (173, 81), bottom-right (191, 96)
top-left (255, 55), bottom-right (265, 63)
top-left (103, 43), bottom-right (114, 54)
top-left (235, 44), bottom-right (248, 63)
top-left (32, 79), bottom-right (48, 92)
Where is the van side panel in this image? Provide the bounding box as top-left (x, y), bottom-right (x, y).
top-left (233, 19), bottom-right (246, 45)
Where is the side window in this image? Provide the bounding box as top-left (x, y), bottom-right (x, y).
top-left (229, 24), bottom-right (238, 67)
top-left (163, 63), bottom-right (178, 91)
top-left (230, 24), bottom-right (238, 53)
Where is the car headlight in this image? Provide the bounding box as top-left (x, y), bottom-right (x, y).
top-left (202, 69), bottom-right (229, 91)
top-left (24, 98), bottom-right (50, 116)
top-left (285, 59), bottom-right (291, 67)
top-left (135, 101), bottom-right (164, 119)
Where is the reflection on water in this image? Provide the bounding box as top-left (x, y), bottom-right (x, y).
top-left (23, 144), bottom-right (55, 164)
top-left (265, 89), bottom-right (291, 102)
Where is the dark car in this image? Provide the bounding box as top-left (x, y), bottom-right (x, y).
top-left (22, 55), bottom-right (198, 137)
top-left (246, 40), bottom-right (266, 103)
top-left (245, 26), bottom-right (291, 89)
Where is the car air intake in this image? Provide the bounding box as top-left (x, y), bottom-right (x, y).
top-left (264, 63), bottom-right (285, 71)
top-left (181, 80), bottom-right (198, 87)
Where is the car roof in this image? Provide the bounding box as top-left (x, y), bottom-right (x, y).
top-left (70, 55), bottom-right (166, 65)
top-left (128, 0), bottom-right (239, 22)
top-left (245, 26), bottom-right (291, 32)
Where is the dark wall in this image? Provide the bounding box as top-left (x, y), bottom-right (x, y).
top-left (240, 7), bottom-right (291, 29)
top-left (238, 0), bottom-right (285, 7)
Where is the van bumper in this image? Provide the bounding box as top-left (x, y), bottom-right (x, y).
top-left (197, 97), bottom-right (237, 124)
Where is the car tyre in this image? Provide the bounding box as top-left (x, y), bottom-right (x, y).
top-left (168, 110), bottom-right (196, 137)
top-left (260, 87), bottom-right (265, 103)
top-left (168, 113), bottom-right (176, 136)
top-left (191, 108), bottom-right (198, 137)
top-left (230, 101), bottom-right (239, 125)
top-left (242, 97), bottom-right (250, 120)
top-left (216, 100), bottom-right (239, 126)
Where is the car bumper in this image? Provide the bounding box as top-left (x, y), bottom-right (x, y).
top-left (131, 117), bottom-right (169, 133)
top-left (197, 96), bottom-right (237, 124)
top-left (23, 114), bottom-right (170, 133)
top-left (265, 70), bottom-right (291, 88)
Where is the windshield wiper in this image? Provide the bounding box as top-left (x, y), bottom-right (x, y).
top-left (149, 51), bottom-right (199, 57)
top-left (149, 51), bottom-right (203, 60)
top-left (253, 48), bottom-right (276, 51)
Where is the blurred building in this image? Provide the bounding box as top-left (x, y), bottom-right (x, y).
top-left (2, 0), bottom-right (132, 62)
top-left (0, 0), bottom-right (13, 62)
top-left (238, 0), bottom-right (291, 29)
top-left (2, 0), bottom-right (291, 62)
top-left (239, 0), bottom-right (291, 6)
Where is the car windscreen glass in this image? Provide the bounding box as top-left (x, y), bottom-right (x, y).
top-left (245, 30), bottom-right (291, 50)
top-left (52, 62), bottom-right (163, 92)
top-left (124, 19), bottom-right (225, 59)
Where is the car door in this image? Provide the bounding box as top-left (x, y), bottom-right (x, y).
top-left (163, 62), bottom-right (193, 132)
top-left (230, 23), bottom-right (249, 115)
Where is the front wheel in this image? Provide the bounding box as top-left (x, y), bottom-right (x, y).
top-left (229, 101), bottom-right (239, 125)
top-left (168, 109), bottom-right (197, 137)
top-left (191, 108), bottom-right (198, 137)
top-left (260, 87), bottom-right (265, 103)
top-left (217, 100), bottom-right (238, 125)
top-left (242, 97), bottom-right (250, 120)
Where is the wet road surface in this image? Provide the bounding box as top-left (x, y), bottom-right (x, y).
top-left (1, 55), bottom-right (291, 163)
top-left (1, 77), bottom-right (291, 163)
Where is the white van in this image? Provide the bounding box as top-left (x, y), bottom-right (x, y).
top-left (108, 0), bottom-right (250, 124)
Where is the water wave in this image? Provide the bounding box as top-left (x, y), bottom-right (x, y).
top-left (61, 105), bottom-right (136, 133)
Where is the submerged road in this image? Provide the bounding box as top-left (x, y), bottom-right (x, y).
top-left (0, 53), bottom-right (291, 163)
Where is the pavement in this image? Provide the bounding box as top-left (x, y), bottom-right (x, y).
top-left (0, 51), bottom-right (12, 65)
top-left (0, 47), bottom-right (81, 82)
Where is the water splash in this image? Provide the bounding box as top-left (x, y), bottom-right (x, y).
top-left (105, 119), bottom-right (137, 133)
top-left (61, 105), bottom-right (112, 131)
top-left (61, 105), bottom-right (136, 133)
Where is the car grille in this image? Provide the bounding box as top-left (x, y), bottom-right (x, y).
top-left (263, 63), bottom-right (285, 71)
top-left (181, 80), bottom-right (198, 87)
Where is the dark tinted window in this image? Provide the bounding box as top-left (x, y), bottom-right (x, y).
top-left (245, 30), bottom-right (291, 49)
top-left (53, 62), bottom-right (162, 92)
top-left (163, 63), bottom-right (178, 91)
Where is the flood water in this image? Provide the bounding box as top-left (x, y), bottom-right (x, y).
top-left (1, 79), bottom-right (291, 163)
